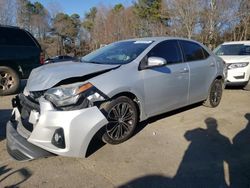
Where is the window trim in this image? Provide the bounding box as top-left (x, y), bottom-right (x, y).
top-left (139, 39), bottom-right (184, 70)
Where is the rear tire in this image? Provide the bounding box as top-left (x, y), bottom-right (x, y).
top-left (0, 66), bottom-right (20, 96)
top-left (203, 79), bottom-right (223, 108)
top-left (100, 96), bottom-right (138, 145)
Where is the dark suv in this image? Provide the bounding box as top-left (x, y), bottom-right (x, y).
top-left (0, 26), bottom-right (43, 95)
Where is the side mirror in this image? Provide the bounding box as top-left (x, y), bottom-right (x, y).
top-left (147, 57), bottom-right (167, 68)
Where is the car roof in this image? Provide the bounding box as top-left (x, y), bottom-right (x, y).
top-left (121, 37), bottom-right (200, 43)
top-left (222, 41), bottom-right (250, 45)
top-left (0, 25), bottom-right (22, 30)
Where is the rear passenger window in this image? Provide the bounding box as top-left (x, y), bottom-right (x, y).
top-left (148, 40), bottom-right (182, 64)
top-left (180, 40), bottom-right (209, 62)
top-left (0, 28), bottom-right (36, 47)
top-left (202, 48), bottom-right (210, 58)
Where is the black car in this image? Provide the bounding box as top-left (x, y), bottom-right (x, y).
top-left (0, 26), bottom-right (43, 95)
top-left (44, 55), bottom-right (76, 64)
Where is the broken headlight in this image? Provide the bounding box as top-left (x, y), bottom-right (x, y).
top-left (44, 82), bottom-right (106, 108)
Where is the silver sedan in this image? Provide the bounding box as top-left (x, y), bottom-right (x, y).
top-left (6, 37), bottom-right (226, 160)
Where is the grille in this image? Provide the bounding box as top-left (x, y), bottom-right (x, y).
top-left (30, 91), bottom-right (45, 100)
top-left (18, 94), bottom-right (40, 132)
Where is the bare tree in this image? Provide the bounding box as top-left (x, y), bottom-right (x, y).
top-left (47, 0), bottom-right (63, 20)
top-left (0, 0), bottom-right (16, 26)
top-left (233, 0), bottom-right (250, 40)
top-left (167, 0), bottom-right (202, 39)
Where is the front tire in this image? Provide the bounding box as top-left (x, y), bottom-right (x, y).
top-left (100, 96), bottom-right (138, 145)
top-left (203, 79), bottom-right (223, 108)
top-left (0, 66), bottom-right (20, 96)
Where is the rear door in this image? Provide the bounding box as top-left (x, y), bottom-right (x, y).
top-left (142, 40), bottom-right (190, 117)
top-left (179, 40), bottom-right (216, 104)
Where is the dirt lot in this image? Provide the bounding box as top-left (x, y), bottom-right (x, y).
top-left (0, 87), bottom-right (249, 188)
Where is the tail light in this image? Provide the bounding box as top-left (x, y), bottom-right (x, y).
top-left (40, 52), bottom-right (45, 65)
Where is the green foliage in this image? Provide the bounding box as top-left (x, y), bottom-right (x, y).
top-left (112, 4), bottom-right (124, 13)
top-left (25, 1), bottom-right (46, 16)
top-left (134, 0), bottom-right (164, 21)
top-left (53, 13), bottom-right (80, 40)
top-left (82, 7), bottom-right (97, 32)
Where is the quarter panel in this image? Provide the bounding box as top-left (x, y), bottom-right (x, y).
top-left (89, 64), bottom-right (148, 121)
top-left (188, 57), bottom-right (217, 104)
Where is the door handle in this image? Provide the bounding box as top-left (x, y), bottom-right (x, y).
top-left (210, 62), bottom-right (215, 67)
top-left (179, 68), bottom-right (189, 73)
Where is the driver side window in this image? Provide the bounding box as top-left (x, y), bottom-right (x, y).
top-left (148, 40), bottom-right (183, 64)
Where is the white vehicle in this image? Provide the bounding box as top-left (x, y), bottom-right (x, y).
top-left (214, 41), bottom-right (250, 90)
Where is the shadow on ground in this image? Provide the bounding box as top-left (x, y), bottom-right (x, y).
top-left (225, 85), bottom-right (245, 90)
top-left (134, 102), bottom-right (202, 137)
top-left (0, 165), bottom-right (32, 187)
top-left (0, 109), bottom-right (12, 141)
top-left (119, 114), bottom-right (250, 188)
top-left (86, 102), bottom-right (202, 157)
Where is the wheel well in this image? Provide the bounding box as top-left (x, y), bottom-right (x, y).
top-left (216, 75), bottom-right (223, 80)
top-left (0, 63), bottom-right (22, 77)
top-left (112, 92), bottom-right (141, 121)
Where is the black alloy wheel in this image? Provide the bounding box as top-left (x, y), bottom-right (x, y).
top-left (101, 96), bottom-right (138, 144)
top-left (204, 79), bottom-right (223, 108)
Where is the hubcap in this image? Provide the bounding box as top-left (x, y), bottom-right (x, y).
top-left (0, 72), bottom-right (14, 91)
top-left (106, 102), bottom-right (134, 141)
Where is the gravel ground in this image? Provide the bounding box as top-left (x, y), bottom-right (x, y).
top-left (0, 87), bottom-right (249, 188)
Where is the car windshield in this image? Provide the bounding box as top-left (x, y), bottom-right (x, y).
top-left (81, 41), bottom-right (153, 65)
top-left (214, 44), bottom-right (250, 55)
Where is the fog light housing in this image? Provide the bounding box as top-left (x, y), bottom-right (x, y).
top-left (52, 128), bottom-right (65, 149)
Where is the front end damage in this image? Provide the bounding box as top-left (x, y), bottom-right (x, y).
top-left (6, 91), bottom-right (108, 161)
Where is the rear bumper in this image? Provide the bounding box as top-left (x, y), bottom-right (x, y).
top-left (6, 119), bottom-right (53, 161)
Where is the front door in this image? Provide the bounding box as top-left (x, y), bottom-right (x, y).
top-left (142, 40), bottom-right (190, 117)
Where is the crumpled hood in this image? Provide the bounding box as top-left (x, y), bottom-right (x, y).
top-left (219, 55), bottom-right (250, 64)
top-left (26, 61), bottom-right (119, 91)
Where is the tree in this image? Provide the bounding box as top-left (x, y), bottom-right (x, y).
top-left (53, 13), bottom-right (81, 54)
top-left (82, 7), bottom-right (97, 32)
top-left (0, 0), bottom-right (16, 26)
top-left (16, 0), bottom-right (50, 40)
top-left (233, 0), bottom-right (250, 40)
top-left (16, 0), bottom-right (31, 30)
top-left (167, 0), bottom-right (202, 39)
top-left (133, 0), bottom-right (169, 37)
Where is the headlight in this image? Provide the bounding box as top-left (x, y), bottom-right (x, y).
top-left (228, 62), bottom-right (249, 69)
top-left (44, 82), bottom-right (105, 107)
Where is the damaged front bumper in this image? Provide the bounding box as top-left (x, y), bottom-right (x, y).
top-left (6, 95), bottom-right (108, 161)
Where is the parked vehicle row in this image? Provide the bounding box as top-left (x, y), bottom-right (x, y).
top-left (6, 37), bottom-right (226, 161)
top-left (0, 26), bottom-right (43, 96)
top-left (1, 26), bottom-right (249, 161)
top-left (0, 26), bottom-right (77, 96)
top-left (214, 41), bottom-right (250, 90)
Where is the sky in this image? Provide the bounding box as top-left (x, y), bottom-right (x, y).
top-left (30, 0), bottom-right (133, 17)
